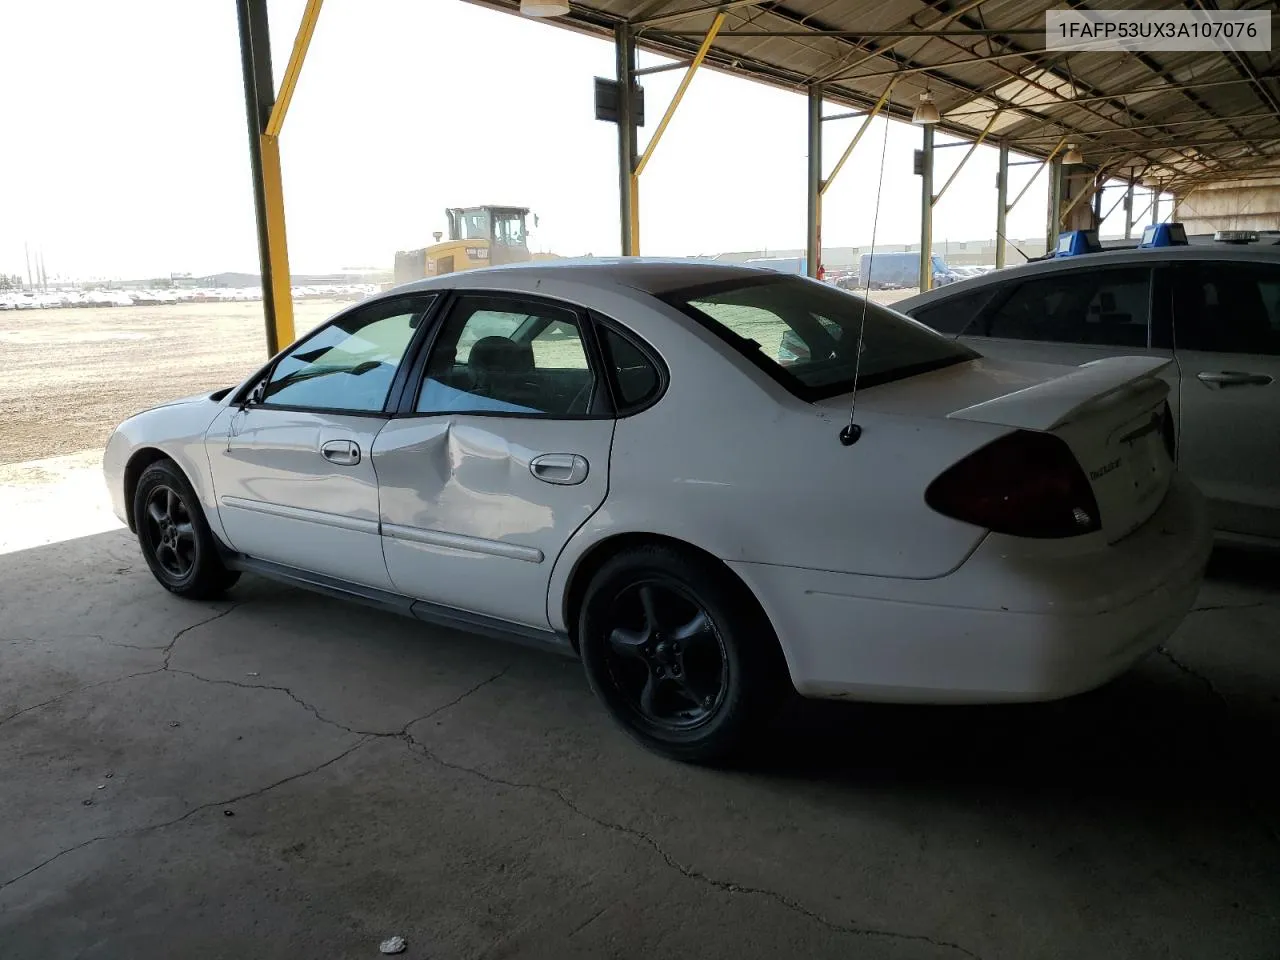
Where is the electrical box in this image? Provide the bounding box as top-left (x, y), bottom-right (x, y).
top-left (594, 78), bottom-right (646, 126)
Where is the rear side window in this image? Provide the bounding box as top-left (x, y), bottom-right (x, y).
top-left (909, 289), bottom-right (993, 335)
top-left (978, 267), bottom-right (1151, 347)
top-left (600, 326), bottom-right (662, 412)
top-left (1174, 262), bottom-right (1280, 355)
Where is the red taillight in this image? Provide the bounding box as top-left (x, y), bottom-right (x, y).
top-left (926, 430), bottom-right (1102, 538)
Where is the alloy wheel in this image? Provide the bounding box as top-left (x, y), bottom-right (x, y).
top-left (142, 484), bottom-right (197, 581)
top-left (600, 579), bottom-right (729, 731)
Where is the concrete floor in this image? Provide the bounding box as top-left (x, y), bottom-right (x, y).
top-left (1, 529), bottom-right (1277, 960)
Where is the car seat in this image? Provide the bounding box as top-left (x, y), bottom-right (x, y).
top-left (468, 336), bottom-right (539, 408)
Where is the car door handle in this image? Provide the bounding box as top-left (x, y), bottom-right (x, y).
top-left (1196, 371), bottom-right (1274, 388)
top-left (530, 453), bottom-right (588, 485)
top-left (320, 439), bottom-right (361, 466)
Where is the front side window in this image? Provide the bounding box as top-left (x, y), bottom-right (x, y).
top-left (978, 267), bottom-right (1151, 347)
top-left (416, 296), bottom-right (597, 416)
top-left (663, 275), bottom-right (977, 400)
top-left (260, 296), bottom-right (432, 412)
top-left (1174, 262), bottom-right (1280, 355)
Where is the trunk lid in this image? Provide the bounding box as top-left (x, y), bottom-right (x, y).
top-left (946, 357), bottom-right (1174, 542)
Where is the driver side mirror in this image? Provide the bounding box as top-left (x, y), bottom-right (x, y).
top-left (240, 379), bottom-right (266, 409)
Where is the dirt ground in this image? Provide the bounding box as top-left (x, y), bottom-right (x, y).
top-left (0, 301), bottom-right (339, 466)
top-left (0, 288), bottom-right (921, 468)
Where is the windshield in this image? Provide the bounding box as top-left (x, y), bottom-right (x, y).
top-left (663, 275), bottom-right (978, 400)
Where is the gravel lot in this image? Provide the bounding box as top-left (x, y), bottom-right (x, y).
top-left (0, 287), bottom-right (920, 468)
top-left (0, 301), bottom-right (339, 466)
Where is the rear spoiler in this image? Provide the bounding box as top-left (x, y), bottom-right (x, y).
top-left (947, 356), bottom-right (1172, 432)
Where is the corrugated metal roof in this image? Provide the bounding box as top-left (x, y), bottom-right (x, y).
top-left (469, 1), bottom-right (1279, 191)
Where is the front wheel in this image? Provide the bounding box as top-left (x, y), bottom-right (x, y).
top-left (578, 545), bottom-right (785, 764)
top-left (133, 459), bottom-right (239, 600)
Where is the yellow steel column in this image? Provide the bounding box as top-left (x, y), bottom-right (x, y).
top-left (236, 0), bottom-right (322, 355)
top-left (629, 173), bottom-right (641, 256)
top-left (258, 133), bottom-right (295, 347)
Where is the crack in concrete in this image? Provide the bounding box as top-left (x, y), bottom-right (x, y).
top-left (1157, 647), bottom-right (1280, 849)
top-left (0, 738), bottom-right (372, 892)
top-left (1190, 601), bottom-right (1269, 614)
top-left (1157, 647), bottom-right (1230, 705)
top-left (0, 605), bottom-right (245, 728)
top-left (0, 662), bottom-right (511, 892)
top-left (0, 667), bottom-right (164, 727)
top-left (398, 734), bottom-right (981, 959)
top-left (162, 603), bottom-right (245, 669)
top-left (163, 664), bottom-right (511, 742)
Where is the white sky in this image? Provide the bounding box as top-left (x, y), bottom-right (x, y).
top-left (0, 0), bottom-right (1153, 281)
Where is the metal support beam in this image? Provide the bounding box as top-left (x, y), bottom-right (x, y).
top-left (1152, 187), bottom-right (1161, 226)
top-left (615, 23), bottom-right (638, 256)
top-left (236, 0), bottom-right (296, 356)
top-left (806, 85), bottom-right (822, 279)
top-left (1046, 159), bottom-right (1063, 250)
top-left (821, 109), bottom-right (866, 123)
top-left (265, 0), bottom-right (323, 138)
top-left (919, 124), bottom-right (934, 294)
top-left (995, 142), bottom-right (1008, 269)
top-left (1006, 136), bottom-right (1066, 216)
top-left (625, 11), bottom-right (723, 256)
top-left (821, 82), bottom-right (893, 198)
top-left (635, 59), bottom-right (691, 77)
top-left (633, 13), bottom-right (723, 178)
top-left (1123, 181), bottom-right (1135, 239)
top-left (933, 109), bottom-right (999, 204)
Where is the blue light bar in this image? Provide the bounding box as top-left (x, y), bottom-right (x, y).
top-left (1139, 223), bottom-right (1189, 247)
top-left (1054, 230), bottom-right (1103, 257)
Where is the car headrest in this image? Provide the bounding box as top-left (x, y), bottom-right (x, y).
top-left (469, 336), bottom-right (533, 375)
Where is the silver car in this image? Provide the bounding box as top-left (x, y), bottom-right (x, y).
top-left (898, 243), bottom-right (1280, 547)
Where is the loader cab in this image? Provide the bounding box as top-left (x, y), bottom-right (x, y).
top-left (438, 205), bottom-right (532, 273)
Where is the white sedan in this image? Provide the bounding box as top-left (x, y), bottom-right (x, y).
top-left (104, 260), bottom-right (1212, 762)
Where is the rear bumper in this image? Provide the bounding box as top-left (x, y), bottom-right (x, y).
top-left (729, 474), bottom-right (1212, 703)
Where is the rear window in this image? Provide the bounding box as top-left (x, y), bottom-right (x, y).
top-left (661, 275), bottom-right (978, 401)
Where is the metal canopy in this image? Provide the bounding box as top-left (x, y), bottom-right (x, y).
top-left (471, 0), bottom-right (1279, 190)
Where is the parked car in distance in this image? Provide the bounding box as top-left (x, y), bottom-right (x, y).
top-left (859, 251), bottom-right (956, 290)
top-left (105, 260), bottom-right (1211, 762)
top-left (898, 242), bottom-right (1280, 547)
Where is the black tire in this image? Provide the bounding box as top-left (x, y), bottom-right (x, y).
top-left (133, 459), bottom-right (240, 600)
top-left (578, 544), bottom-right (786, 764)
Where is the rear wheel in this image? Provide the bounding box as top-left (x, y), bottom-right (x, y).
top-left (578, 545), bottom-right (784, 764)
top-left (133, 460), bottom-right (239, 600)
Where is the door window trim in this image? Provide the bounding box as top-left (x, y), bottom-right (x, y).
top-left (231, 293), bottom-right (442, 418)
top-left (392, 290), bottom-right (617, 421)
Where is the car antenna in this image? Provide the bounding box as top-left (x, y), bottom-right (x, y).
top-left (997, 228), bottom-right (1032, 263)
top-left (839, 112), bottom-right (893, 447)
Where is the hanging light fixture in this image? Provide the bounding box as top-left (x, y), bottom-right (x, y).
top-left (1063, 143), bottom-right (1083, 164)
top-left (520, 0), bottom-right (570, 15)
top-left (912, 90), bottom-right (940, 125)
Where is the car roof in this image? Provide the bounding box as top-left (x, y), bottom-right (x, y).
top-left (898, 242), bottom-right (1280, 311)
top-left (391, 257), bottom-right (789, 297)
